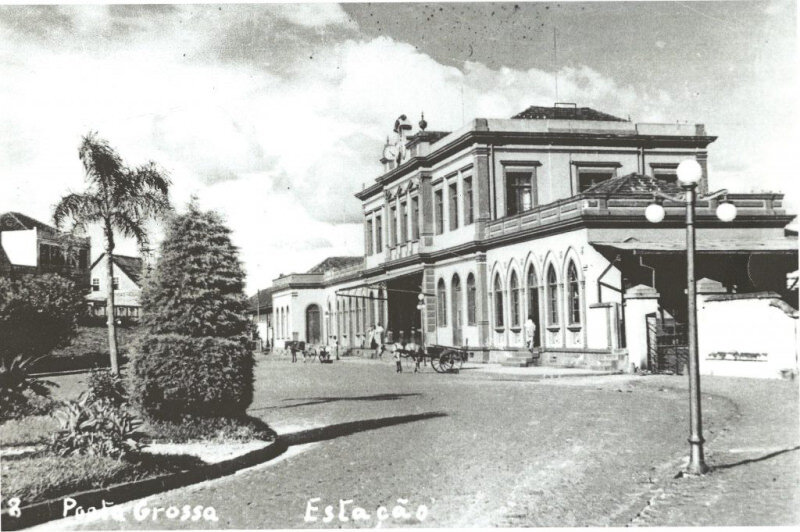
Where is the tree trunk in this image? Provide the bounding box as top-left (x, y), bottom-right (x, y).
top-left (105, 238), bottom-right (120, 375)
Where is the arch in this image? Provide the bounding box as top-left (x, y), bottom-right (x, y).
top-left (526, 262), bottom-right (541, 347)
top-left (466, 272), bottom-right (477, 326)
top-left (451, 274), bottom-right (462, 345)
top-left (306, 304), bottom-right (321, 344)
top-left (437, 278), bottom-right (447, 327)
top-left (493, 272), bottom-right (505, 328)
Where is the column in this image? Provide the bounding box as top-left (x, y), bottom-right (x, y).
top-left (474, 146), bottom-right (491, 240)
top-left (474, 253), bottom-right (490, 349)
top-left (419, 171), bottom-right (433, 250)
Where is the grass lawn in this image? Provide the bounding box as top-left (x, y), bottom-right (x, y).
top-left (32, 326), bottom-right (141, 373)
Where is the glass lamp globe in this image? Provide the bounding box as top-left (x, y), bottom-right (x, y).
top-left (716, 201), bottom-right (737, 222)
top-left (645, 203), bottom-right (666, 223)
top-left (418, 293), bottom-right (425, 301)
top-left (676, 159), bottom-right (703, 186)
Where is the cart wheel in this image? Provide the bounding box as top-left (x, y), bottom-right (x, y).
top-left (439, 351), bottom-right (456, 372)
top-left (430, 355), bottom-right (443, 373)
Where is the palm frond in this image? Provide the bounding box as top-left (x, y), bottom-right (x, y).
top-left (52, 193), bottom-right (104, 230)
top-left (111, 210), bottom-right (149, 248)
top-left (132, 162), bottom-right (171, 196)
top-left (78, 132), bottom-right (124, 191)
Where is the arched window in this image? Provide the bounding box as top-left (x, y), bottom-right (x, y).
top-left (336, 300), bottom-right (341, 338)
top-left (466, 273), bottom-right (476, 325)
top-left (527, 264), bottom-right (538, 320)
top-left (306, 304), bottom-right (321, 344)
top-left (509, 271), bottom-right (521, 328)
top-left (547, 265), bottom-right (559, 325)
top-left (493, 273), bottom-right (504, 328)
top-left (567, 261), bottom-right (581, 325)
top-left (437, 278), bottom-right (447, 326)
top-left (377, 288), bottom-right (385, 327)
top-left (327, 302), bottom-right (332, 339)
top-left (451, 274), bottom-right (462, 331)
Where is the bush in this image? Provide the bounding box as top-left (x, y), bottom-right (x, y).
top-left (142, 414), bottom-right (275, 444)
top-left (87, 368), bottom-right (127, 407)
top-left (0, 274), bottom-right (84, 359)
top-left (132, 202), bottom-right (254, 420)
top-left (49, 393), bottom-right (142, 459)
top-left (0, 354), bottom-right (56, 421)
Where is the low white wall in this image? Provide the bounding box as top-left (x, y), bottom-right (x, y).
top-left (698, 296), bottom-right (798, 379)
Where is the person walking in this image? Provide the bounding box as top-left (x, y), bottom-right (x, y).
top-left (525, 315), bottom-right (537, 351)
top-left (394, 347), bottom-right (402, 373)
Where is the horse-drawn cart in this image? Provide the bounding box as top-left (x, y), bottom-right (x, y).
top-left (395, 343), bottom-right (469, 373)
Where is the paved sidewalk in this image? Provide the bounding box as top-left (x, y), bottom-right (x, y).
top-left (629, 375), bottom-right (799, 526)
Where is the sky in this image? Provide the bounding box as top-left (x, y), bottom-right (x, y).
top-left (0, 1), bottom-right (797, 293)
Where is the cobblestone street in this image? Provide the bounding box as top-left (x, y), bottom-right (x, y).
top-left (43, 357), bottom-right (798, 529)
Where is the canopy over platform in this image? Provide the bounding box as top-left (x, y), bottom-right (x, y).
top-left (591, 238), bottom-right (798, 255)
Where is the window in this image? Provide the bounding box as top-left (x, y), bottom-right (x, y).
top-left (91, 278), bottom-right (100, 292)
top-left (411, 196), bottom-right (420, 240)
top-left (547, 265), bottom-right (559, 326)
top-left (493, 274), bottom-right (504, 328)
top-left (365, 218), bottom-right (373, 255)
top-left (527, 265), bottom-right (538, 320)
top-left (466, 274), bottom-right (476, 325)
top-left (112, 277), bottom-right (119, 290)
top-left (567, 261), bottom-right (581, 325)
top-left (451, 274), bottom-right (461, 329)
top-left (578, 170), bottom-right (615, 192)
top-left (375, 215), bottom-right (383, 252)
top-left (509, 271), bottom-right (521, 328)
top-left (400, 201), bottom-right (408, 244)
top-left (377, 288), bottom-right (385, 326)
top-left (434, 190), bottom-right (444, 235)
top-left (651, 163), bottom-right (679, 184)
top-left (449, 182), bottom-right (459, 230)
top-left (463, 176), bottom-right (473, 225)
top-left (506, 172), bottom-right (534, 216)
top-left (389, 205), bottom-right (397, 247)
top-left (437, 278), bottom-right (447, 326)
top-left (78, 249), bottom-right (88, 270)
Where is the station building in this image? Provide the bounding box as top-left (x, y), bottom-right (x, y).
top-left (266, 105), bottom-right (797, 374)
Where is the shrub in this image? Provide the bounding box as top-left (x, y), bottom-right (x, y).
top-left (0, 354), bottom-right (56, 421)
top-left (0, 274), bottom-right (84, 359)
top-left (143, 414), bottom-right (276, 444)
top-left (87, 368), bottom-right (127, 407)
top-left (49, 393), bottom-right (142, 459)
top-left (132, 202), bottom-right (254, 420)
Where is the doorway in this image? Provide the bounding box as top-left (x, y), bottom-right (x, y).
top-left (452, 274), bottom-right (463, 346)
top-left (306, 304), bottom-right (321, 344)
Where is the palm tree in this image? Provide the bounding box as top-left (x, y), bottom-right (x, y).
top-left (54, 132), bottom-right (171, 375)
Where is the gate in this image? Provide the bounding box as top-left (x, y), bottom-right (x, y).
top-left (646, 314), bottom-right (688, 374)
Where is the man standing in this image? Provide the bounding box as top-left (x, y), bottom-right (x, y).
top-left (525, 315), bottom-right (537, 351)
top-left (373, 322), bottom-right (385, 358)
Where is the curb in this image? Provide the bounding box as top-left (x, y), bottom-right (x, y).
top-left (1, 437), bottom-right (288, 531)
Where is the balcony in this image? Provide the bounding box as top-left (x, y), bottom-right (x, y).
top-left (386, 240), bottom-right (420, 262)
top-left (486, 192), bottom-right (787, 240)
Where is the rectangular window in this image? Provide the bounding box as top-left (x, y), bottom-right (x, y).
top-left (506, 171), bottom-right (534, 216)
top-left (112, 277), bottom-right (119, 290)
top-left (434, 190), bottom-right (443, 235)
top-left (389, 205), bottom-right (397, 247)
top-left (578, 170), bottom-right (615, 192)
top-left (651, 163), bottom-right (679, 184)
top-left (92, 278), bottom-right (100, 292)
top-left (411, 196), bottom-right (420, 240)
top-left (463, 176), bottom-right (473, 225)
top-left (78, 249), bottom-right (88, 270)
top-left (399, 201), bottom-right (408, 244)
top-left (375, 215), bottom-right (383, 252)
top-left (448, 183), bottom-right (459, 231)
top-left (365, 218), bottom-right (373, 255)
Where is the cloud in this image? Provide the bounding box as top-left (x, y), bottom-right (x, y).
top-left (1, 4), bottom-right (795, 291)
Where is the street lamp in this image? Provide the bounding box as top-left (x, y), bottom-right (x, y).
top-left (645, 158), bottom-right (737, 475)
top-left (416, 292), bottom-right (426, 347)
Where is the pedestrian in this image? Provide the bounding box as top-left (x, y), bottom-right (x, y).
top-left (373, 322), bottom-right (385, 358)
top-left (525, 315), bottom-right (537, 351)
top-left (290, 341), bottom-right (297, 363)
top-left (394, 347), bottom-right (402, 373)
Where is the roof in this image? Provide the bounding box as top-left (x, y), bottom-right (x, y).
top-left (512, 105), bottom-right (627, 122)
top-left (591, 239), bottom-right (798, 255)
top-left (0, 212), bottom-right (56, 232)
top-left (306, 256), bottom-right (364, 274)
top-left (247, 286), bottom-right (276, 312)
top-left (90, 253), bottom-right (144, 286)
top-left (582, 172), bottom-right (684, 196)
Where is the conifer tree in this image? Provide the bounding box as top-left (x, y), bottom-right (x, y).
top-left (132, 201), bottom-right (254, 420)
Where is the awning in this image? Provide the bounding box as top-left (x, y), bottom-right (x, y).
top-left (591, 239), bottom-right (798, 255)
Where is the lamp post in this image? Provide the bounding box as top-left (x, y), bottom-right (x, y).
top-left (416, 292), bottom-right (426, 347)
top-left (645, 158), bottom-right (737, 475)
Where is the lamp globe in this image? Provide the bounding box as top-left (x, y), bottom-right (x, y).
top-left (676, 159), bottom-right (703, 186)
top-left (716, 200), bottom-right (737, 222)
top-left (645, 203), bottom-right (666, 223)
